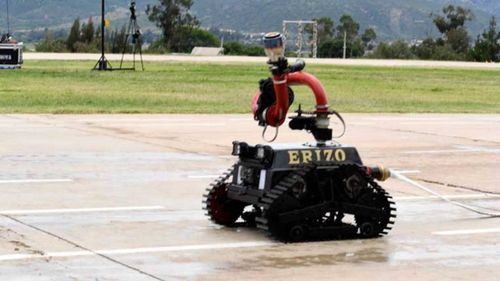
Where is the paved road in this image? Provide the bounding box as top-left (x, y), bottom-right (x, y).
top-left (24, 52), bottom-right (500, 69)
top-left (0, 114), bottom-right (499, 280)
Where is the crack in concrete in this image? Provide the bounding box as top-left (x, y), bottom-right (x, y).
top-left (414, 177), bottom-right (500, 196)
top-left (1, 214), bottom-right (167, 281)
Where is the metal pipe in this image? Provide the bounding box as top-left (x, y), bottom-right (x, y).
top-left (257, 71), bottom-right (330, 128)
top-left (287, 71), bottom-right (329, 113)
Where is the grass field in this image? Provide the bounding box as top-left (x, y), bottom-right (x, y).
top-left (0, 60), bottom-right (499, 113)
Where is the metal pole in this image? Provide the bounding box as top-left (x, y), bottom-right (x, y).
top-left (282, 21), bottom-right (287, 53)
top-left (312, 22), bottom-right (318, 58)
top-left (343, 31), bottom-right (347, 59)
top-left (101, 0), bottom-right (105, 62)
top-left (6, 0), bottom-right (10, 35)
top-left (297, 22), bottom-right (303, 57)
top-left (93, 0), bottom-right (112, 70)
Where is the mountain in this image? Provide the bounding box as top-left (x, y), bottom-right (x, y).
top-left (461, 0), bottom-right (500, 14)
top-left (0, 0), bottom-right (498, 41)
top-left (0, 0), bottom-right (156, 32)
top-left (190, 0), bottom-right (498, 39)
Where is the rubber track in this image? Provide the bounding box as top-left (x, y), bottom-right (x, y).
top-left (255, 165), bottom-right (315, 235)
top-left (255, 163), bottom-right (396, 241)
top-left (202, 165), bottom-right (237, 223)
top-left (361, 166), bottom-right (397, 235)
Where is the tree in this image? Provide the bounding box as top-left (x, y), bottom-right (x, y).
top-left (66, 17), bottom-right (80, 52)
top-left (371, 40), bottom-right (413, 59)
top-left (318, 38), bottom-right (344, 58)
top-left (431, 5), bottom-right (473, 57)
top-left (471, 17), bottom-right (500, 62)
top-left (223, 42), bottom-right (244, 55)
top-left (433, 5), bottom-right (473, 34)
top-left (174, 27), bottom-right (220, 53)
top-left (111, 25), bottom-right (128, 53)
top-left (412, 38), bottom-right (437, 60)
top-left (146, 0), bottom-right (199, 51)
top-left (361, 28), bottom-right (377, 50)
top-left (317, 17), bottom-right (334, 42)
top-left (223, 42), bottom-right (264, 56)
top-left (336, 14), bottom-right (360, 41)
top-left (412, 38), bottom-right (464, 61)
top-left (446, 27), bottom-right (469, 53)
top-left (36, 29), bottom-right (67, 52)
top-left (318, 37), bottom-right (364, 58)
top-left (81, 17), bottom-right (95, 44)
top-left (310, 17), bottom-right (334, 46)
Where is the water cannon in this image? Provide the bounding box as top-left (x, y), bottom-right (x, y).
top-left (263, 32), bottom-right (285, 64)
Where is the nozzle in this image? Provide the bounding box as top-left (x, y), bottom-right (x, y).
top-left (367, 165), bottom-right (391, 181)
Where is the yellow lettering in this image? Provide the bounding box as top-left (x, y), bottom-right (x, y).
top-left (301, 150), bottom-right (313, 163)
top-left (288, 151), bottom-right (300, 165)
top-left (335, 149), bottom-right (346, 162)
top-left (324, 149), bottom-right (334, 161)
top-left (315, 150), bottom-right (322, 161)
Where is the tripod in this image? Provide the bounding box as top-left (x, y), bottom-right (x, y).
top-left (119, 1), bottom-right (144, 71)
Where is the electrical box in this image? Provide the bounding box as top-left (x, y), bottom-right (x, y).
top-left (0, 43), bottom-right (23, 69)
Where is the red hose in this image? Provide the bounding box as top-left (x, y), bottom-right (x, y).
top-left (251, 71), bottom-right (330, 127)
top-left (287, 72), bottom-right (329, 113)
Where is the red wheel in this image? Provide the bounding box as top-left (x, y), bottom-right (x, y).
top-left (204, 183), bottom-right (244, 226)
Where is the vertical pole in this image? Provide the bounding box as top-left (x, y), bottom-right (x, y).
top-left (297, 21), bottom-right (303, 57)
top-left (101, 0), bottom-right (105, 62)
top-left (93, 0), bottom-right (111, 71)
top-left (312, 22), bottom-right (318, 58)
top-left (282, 21), bottom-right (286, 54)
top-left (343, 31), bottom-right (347, 59)
top-left (6, 0), bottom-right (10, 35)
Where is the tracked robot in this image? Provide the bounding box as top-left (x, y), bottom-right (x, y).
top-left (203, 32), bottom-right (396, 242)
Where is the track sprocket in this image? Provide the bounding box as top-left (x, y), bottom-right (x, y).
top-left (203, 166), bottom-right (245, 226)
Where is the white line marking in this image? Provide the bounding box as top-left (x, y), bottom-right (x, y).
top-left (349, 122), bottom-right (376, 125)
top-left (399, 121), bottom-right (490, 125)
top-left (228, 118), bottom-right (252, 121)
top-left (403, 149), bottom-right (469, 154)
top-left (0, 241), bottom-right (275, 262)
top-left (394, 194), bottom-right (500, 201)
top-left (392, 170), bottom-right (500, 217)
top-left (78, 118), bottom-right (194, 122)
top-left (86, 123), bottom-right (226, 127)
top-left (187, 175), bottom-right (220, 179)
top-left (133, 123), bottom-right (226, 127)
top-left (455, 145), bottom-right (500, 153)
top-left (218, 155), bottom-right (236, 159)
top-left (433, 228), bottom-right (500, 236)
top-left (0, 179), bottom-right (73, 184)
top-left (0, 206), bottom-right (165, 215)
top-left (366, 117), bottom-right (446, 121)
top-left (391, 170), bottom-right (421, 174)
top-left (404, 145), bottom-right (500, 155)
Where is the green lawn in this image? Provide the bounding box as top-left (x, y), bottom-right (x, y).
top-left (0, 60), bottom-right (499, 113)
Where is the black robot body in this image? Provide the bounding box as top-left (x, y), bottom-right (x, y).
top-left (204, 141), bottom-right (395, 242)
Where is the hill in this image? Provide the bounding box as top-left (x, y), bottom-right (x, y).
top-left (191, 0), bottom-right (497, 39)
top-left (0, 0), bottom-right (497, 41)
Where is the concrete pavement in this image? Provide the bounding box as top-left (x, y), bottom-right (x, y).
top-left (0, 114), bottom-right (499, 280)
